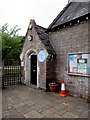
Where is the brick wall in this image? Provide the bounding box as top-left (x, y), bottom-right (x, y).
top-left (49, 21), bottom-right (88, 98)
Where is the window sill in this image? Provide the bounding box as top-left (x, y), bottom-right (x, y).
top-left (68, 73), bottom-right (90, 77)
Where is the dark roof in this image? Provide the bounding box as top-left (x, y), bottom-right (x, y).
top-left (48, 2), bottom-right (89, 29)
top-left (35, 25), bottom-right (55, 55)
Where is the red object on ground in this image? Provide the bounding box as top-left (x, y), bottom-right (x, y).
top-left (49, 84), bottom-right (57, 92)
top-left (59, 79), bottom-right (67, 97)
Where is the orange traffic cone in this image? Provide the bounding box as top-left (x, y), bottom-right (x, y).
top-left (59, 79), bottom-right (67, 97)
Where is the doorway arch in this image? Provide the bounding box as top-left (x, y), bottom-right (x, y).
top-left (24, 49), bottom-right (38, 86)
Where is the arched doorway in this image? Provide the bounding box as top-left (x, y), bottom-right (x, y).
top-left (29, 54), bottom-right (37, 85)
top-left (25, 50), bottom-right (38, 86)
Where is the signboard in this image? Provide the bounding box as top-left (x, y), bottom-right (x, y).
top-left (38, 50), bottom-right (47, 62)
top-left (68, 53), bottom-right (90, 76)
top-left (21, 61), bottom-right (24, 66)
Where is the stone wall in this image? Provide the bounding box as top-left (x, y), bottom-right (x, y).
top-left (46, 55), bottom-right (56, 91)
top-left (38, 60), bottom-right (46, 89)
top-left (20, 21), bottom-right (47, 89)
top-left (49, 21), bottom-right (88, 98)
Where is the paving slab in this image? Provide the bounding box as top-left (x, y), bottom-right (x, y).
top-left (31, 112), bottom-right (45, 118)
top-left (17, 104), bottom-right (33, 115)
top-left (23, 109), bottom-right (39, 118)
top-left (40, 109), bottom-right (54, 117)
top-left (62, 112), bottom-right (78, 118)
top-left (2, 85), bottom-right (88, 118)
top-left (48, 113), bottom-right (63, 118)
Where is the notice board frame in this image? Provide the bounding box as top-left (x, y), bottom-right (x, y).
top-left (68, 52), bottom-right (90, 77)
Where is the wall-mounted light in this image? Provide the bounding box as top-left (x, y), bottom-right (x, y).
top-left (63, 25), bottom-right (65, 28)
top-left (29, 23), bottom-right (32, 29)
top-left (78, 20), bottom-right (80, 23)
top-left (86, 17), bottom-right (88, 20)
top-left (70, 23), bottom-right (72, 26)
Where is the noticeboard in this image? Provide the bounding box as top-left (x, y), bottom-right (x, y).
top-left (68, 53), bottom-right (90, 77)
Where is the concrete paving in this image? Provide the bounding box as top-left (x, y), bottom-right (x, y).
top-left (2, 85), bottom-right (88, 118)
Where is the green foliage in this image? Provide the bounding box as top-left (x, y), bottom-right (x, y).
top-left (0, 23), bottom-right (24, 60)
